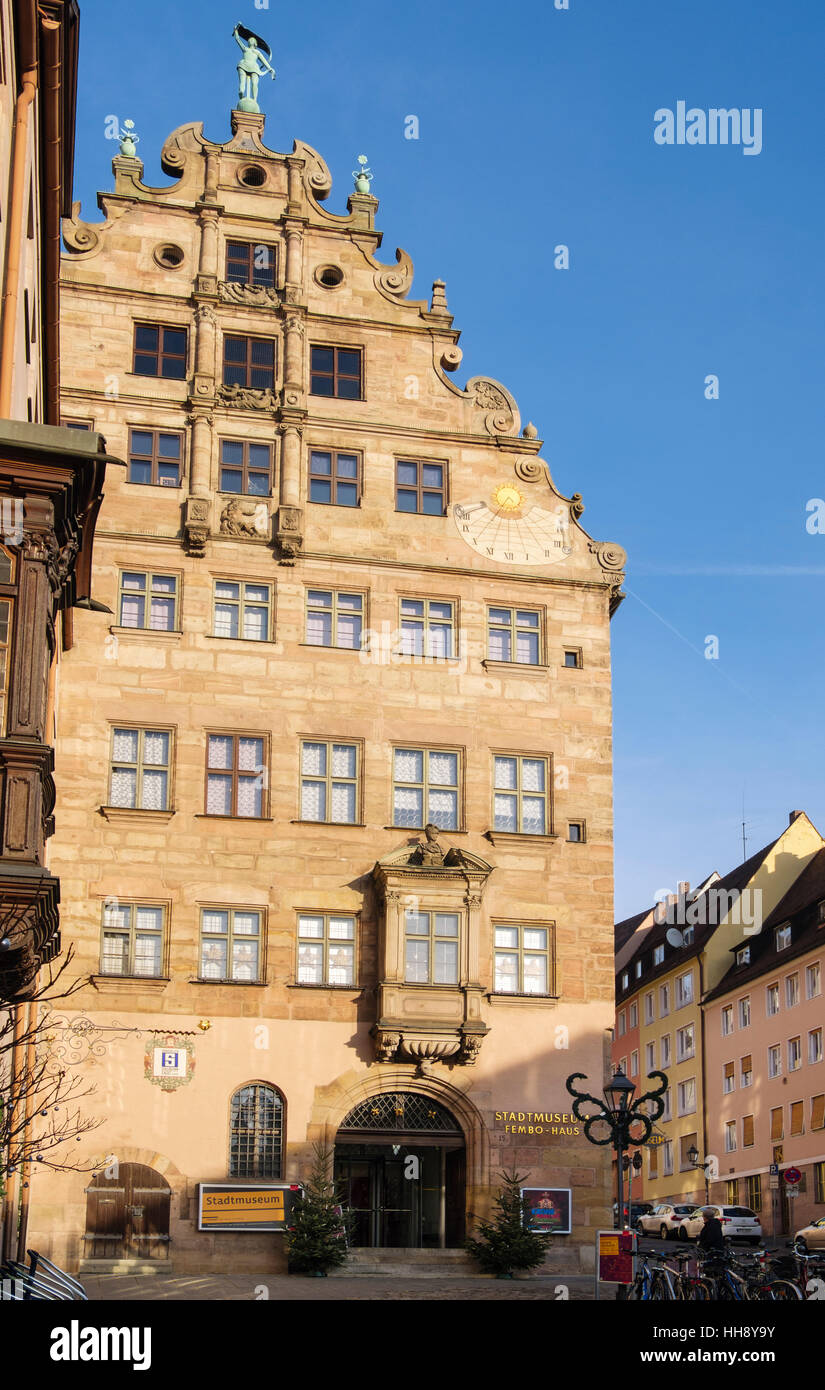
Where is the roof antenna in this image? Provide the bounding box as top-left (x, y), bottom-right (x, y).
top-left (741, 790), bottom-right (749, 864)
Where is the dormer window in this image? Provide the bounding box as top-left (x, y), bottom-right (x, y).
top-left (736, 945), bottom-right (750, 966)
top-left (775, 924), bottom-right (792, 951)
top-left (682, 925), bottom-right (694, 946)
top-left (653, 944), bottom-right (665, 966)
top-left (818, 901), bottom-right (825, 925)
top-left (621, 971), bottom-right (629, 991)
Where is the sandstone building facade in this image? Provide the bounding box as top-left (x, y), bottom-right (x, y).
top-left (28, 98), bottom-right (627, 1273)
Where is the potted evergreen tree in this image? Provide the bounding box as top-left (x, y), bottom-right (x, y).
top-left (284, 1144), bottom-right (351, 1276)
top-left (465, 1169), bottom-right (550, 1277)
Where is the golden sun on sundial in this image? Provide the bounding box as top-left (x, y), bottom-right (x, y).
top-left (451, 479), bottom-right (573, 568)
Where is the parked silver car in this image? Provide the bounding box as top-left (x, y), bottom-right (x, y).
top-left (681, 1205), bottom-right (762, 1244)
top-left (636, 1203), bottom-right (699, 1240)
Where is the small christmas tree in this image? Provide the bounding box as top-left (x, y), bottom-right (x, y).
top-left (285, 1144), bottom-right (350, 1275)
top-left (465, 1169), bottom-right (550, 1277)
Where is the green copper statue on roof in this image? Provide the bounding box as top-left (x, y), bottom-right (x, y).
top-left (233, 23), bottom-right (276, 114)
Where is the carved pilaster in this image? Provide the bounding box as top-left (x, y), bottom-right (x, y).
top-left (196, 204), bottom-right (221, 297)
top-left (192, 303), bottom-right (217, 401)
top-left (183, 496), bottom-right (210, 557)
top-left (284, 223), bottom-right (303, 297)
top-left (286, 158), bottom-right (304, 213)
top-left (188, 408), bottom-right (213, 497)
top-left (276, 505), bottom-right (303, 565)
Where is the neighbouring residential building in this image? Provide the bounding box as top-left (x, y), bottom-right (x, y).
top-left (26, 78), bottom-right (628, 1275)
top-left (614, 811), bottom-right (824, 1212)
top-left (704, 842), bottom-right (825, 1236)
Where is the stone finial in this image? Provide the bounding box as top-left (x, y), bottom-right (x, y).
top-left (522, 421), bottom-right (538, 439)
top-left (352, 154), bottom-right (373, 193)
top-left (118, 120), bottom-right (140, 158)
top-left (430, 280), bottom-right (449, 313)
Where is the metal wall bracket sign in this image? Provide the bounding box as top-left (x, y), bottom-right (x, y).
top-left (197, 1183), bottom-right (302, 1232)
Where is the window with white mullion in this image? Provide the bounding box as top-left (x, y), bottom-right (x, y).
top-left (297, 913), bottom-right (355, 986)
top-left (493, 755), bottom-right (548, 834)
top-left (493, 923), bottom-right (551, 995)
top-left (100, 903), bottom-right (164, 977)
top-left (399, 598), bottom-right (455, 658)
top-left (109, 728), bottom-right (170, 810)
top-left (393, 747), bottom-right (459, 829)
top-left (487, 606), bottom-right (541, 664)
top-left (404, 910), bottom-right (460, 985)
top-left (213, 580), bottom-right (271, 641)
top-left (200, 908), bottom-right (261, 982)
top-left (300, 740), bottom-right (358, 823)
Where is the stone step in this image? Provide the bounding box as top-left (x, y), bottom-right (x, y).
top-left (78, 1259), bottom-right (173, 1276)
top-left (328, 1248), bottom-right (484, 1278)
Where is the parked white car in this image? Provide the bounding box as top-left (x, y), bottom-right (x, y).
top-left (681, 1205), bottom-right (762, 1244)
top-left (636, 1203), bottom-right (700, 1240)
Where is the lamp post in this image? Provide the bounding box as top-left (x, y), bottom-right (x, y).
top-left (566, 1068), bottom-right (669, 1230)
top-left (687, 1144), bottom-right (713, 1203)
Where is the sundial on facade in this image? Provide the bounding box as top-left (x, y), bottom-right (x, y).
top-left (451, 482), bottom-right (573, 566)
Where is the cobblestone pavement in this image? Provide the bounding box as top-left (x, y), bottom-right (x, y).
top-left (84, 1274), bottom-right (604, 1301)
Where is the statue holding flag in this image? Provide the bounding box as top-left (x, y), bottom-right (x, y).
top-left (233, 24), bottom-right (276, 113)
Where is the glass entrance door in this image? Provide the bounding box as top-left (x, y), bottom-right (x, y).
top-left (334, 1144), bottom-right (459, 1247)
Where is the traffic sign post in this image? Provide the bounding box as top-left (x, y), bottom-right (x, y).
top-left (783, 1166), bottom-right (802, 1186)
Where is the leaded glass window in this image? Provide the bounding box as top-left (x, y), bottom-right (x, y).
top-left (300, 740), bottom-right (358, 823)
top-left (206, 734), bottom-right (266, 817)
top-left (100, 902), bottom-right (164, 977)
top-left (493, 755), bottom-right (548, 834)
top-left (393, 747), bottom-right (460, 829)
top-left (109, 728), bottom-right (171, 810)
top-left (297, 914), bottom-right (355, 986)
top-left (404, 909), bottom-right (460, 985)
top-left (493, 923), bottom-right (552, 995)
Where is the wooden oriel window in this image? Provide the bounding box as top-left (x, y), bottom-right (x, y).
top-left (493, 923), bottom-right (553, 996)
top-left (109, 728), bottom-right (171, 810)
top-left (300, 740), bottom-right (358, 823)
top-left (118, 572), bottom-right (179, 631)
top-left (219, 439), bottom-right (272, 495)
top-left (205, 734), bottom-right (266, 818)
top-left (304, 589), bottom-right (363, 650)
top-left (297, 914), bottom-right (356, 986)
top-left (395, 459), bottom-right (446, 515)
top-left (100, 902), bottom-right (164, 978)
top-left (770, 1106), bottom-right (784, 1141)
top-left (222, 335), bottom-right (275, 391)
top-left (200, 908), bottom-right (262, 981)
top-left (225, 239), bottom-right (277, 287)
top-left (493, 754), bottom-right (549, 835)
top-left (742, 1114), bottom-right (755, 1147)
top-left (213, 581), bottom-right (271, 642)
top-left (229, 1084), bottom-right (282, 1178)
top-left (132, 323), bottom-right (187, 379)
top-left (308, 449), bottom-right (360, 506)
top-left (404, 909), bottom-right (460, 986)
top-left (309, 345), bottom-right (362, 399)
top-left (128, 428), bottom-right (182, 486)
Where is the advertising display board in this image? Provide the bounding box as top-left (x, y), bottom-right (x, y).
top-left (197, 1184), bottom-right (302, 1232)
top-left (521, 1187), bottom-right (572, 1234)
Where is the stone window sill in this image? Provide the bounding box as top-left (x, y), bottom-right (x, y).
top-left (290, 819), bottom-right (366, 828)
top-left (487, 992), bottom-right (559, 1005)
top-left (205, 635), bottom-right (274, 646)
top-left (90, 975), bottom-right (170, 989)
top-left (100, 807), bottom-right (175, 824)
top-left (383, 826), bottom-right (469, 835)
top-left (299, 642), bottom-right (365, 654)
top-left (190, 978), bottom-right (267, 987)
top-left (287, 982), bottom-right (363, 991)
top-left (109, 626), bottom-right (183, 641)
top-left (484, 830), bottom-right (559, 846)
top-left (195, 814), bottom-right (273, 822)
top-left (481, 660), bottom-right (549, 675)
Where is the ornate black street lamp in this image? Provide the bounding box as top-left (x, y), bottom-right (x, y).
top-left (566, 1067), bottom-right (668, 1230)
top-left (687, 1144), bottom-right (713, 1203)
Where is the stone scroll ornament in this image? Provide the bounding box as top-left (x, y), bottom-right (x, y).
top-left (565, 1069), bottom-right (668, 1146)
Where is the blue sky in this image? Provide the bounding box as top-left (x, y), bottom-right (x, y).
top-left (71, 1), bottom-right (825, 916)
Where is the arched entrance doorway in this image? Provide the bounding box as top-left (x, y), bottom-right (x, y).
top-left (83, 1163), bottom-right (171, 1261)
top-left (334, 1092), bottom-right (466, 1248)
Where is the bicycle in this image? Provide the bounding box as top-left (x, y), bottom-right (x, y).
top-left (626, 1247), bottom-right (680, 1300)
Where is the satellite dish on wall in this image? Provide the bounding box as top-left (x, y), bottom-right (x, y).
top-left (666, 928), bottom-right (684, 949)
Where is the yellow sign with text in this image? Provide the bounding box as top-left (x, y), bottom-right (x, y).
top-left (198, 1185), bottom-right (297, 1231)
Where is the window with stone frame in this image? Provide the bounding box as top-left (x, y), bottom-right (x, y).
top-left (200, 908), bottom-right (263, 982)
top-left (219, 439), bottom-right (272, 495)
top-left (212, 580), bottom-right (272, 642)
top-left (304, 588), bottom-right (364, 650)
top-left (493, 922), bottom-right (554, 996)
top-left (395, 459), bottom-right (447, 515)
top-left (399, 597), bottom-right (456, 659)
top-left (222, 335), bottom-right (276, 391)
top-left (309, 345), bottom-right (362, 399)
top-left (297, 913), bottom-right (356, 987)
top-left (100, 901), bottom-right (165, 978)
top-left (392, 747), bottom-right (461, 830)
top-left (224, 239), bottom-right (277, 288)
top-left (132, 322), bottom-right (187, 379)
top-left (299, 740), bottom-right (359, 823)
top-left (487, 606), bottom-right (542, 664)
top-left (118, 571), bottom-right (179, 631)
top-left (127, 428), bottom-right (183, 487)
top-left (205, 733), bottom-right (267, 818)
top-left (404, 908), bottom-right (460, 986)
top-left (308, 448), bottom-right (361, 506)
top-left (229, 1083), bottom-right (283, 1178)
top-left (492, 754), bottom-right (549, 835)
top-left (108, 727), bottom-right (172, 811)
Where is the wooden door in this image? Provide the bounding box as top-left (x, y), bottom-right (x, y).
top-left (84, 1163), bottom-right (170, 1260)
